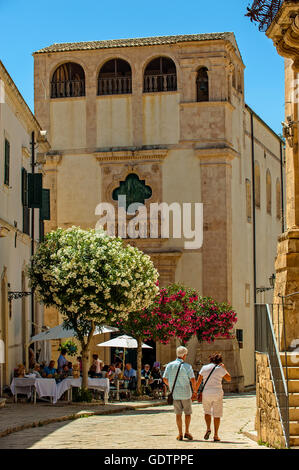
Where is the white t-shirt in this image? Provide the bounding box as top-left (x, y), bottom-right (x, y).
top-left (199, 363), bottom-right (228, 395)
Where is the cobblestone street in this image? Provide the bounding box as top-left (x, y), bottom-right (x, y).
top-left (0, 394), bottom-right (264, 449)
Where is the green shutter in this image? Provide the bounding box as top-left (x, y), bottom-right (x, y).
top-left (21, 168), bottom-right (28, 206)
top-left (4, 139), bottom-right (10, 186)
top-left (40, 188), bottom-right (50, 220)
top-left (28, 173), bottom-right (43, 208)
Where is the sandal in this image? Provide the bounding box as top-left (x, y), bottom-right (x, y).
top-left (184, 433), bottom-right (193, 441)
top-left (176, 435), bottom-right (183, 441)
top-left (204, 430), bottom-right (211, 440)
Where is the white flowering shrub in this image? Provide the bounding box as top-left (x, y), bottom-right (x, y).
top-left (28, 227), bottom-right (159, 327)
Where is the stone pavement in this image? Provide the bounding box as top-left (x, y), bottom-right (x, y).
top-left (0, 394), bottom-right (264, 449)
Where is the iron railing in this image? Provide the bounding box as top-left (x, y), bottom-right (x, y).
top-left (255, 304), bottom-right (290, 447)
top-left (246, 0), bottom-right (285, 31)
top-left (98, 77), bottom-right (132, 95)
top-left (143, 73), bottom-right (177, 93)
top-left (50, 79), bottom-right (85, 98)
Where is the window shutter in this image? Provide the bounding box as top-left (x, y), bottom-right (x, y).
top-left (4, 139), bottom-right (10, 186)
top-left (28, 173), bottom-right (43, 208)
top-left (40, 188), bottom-right (50, 220)
top-left (21, 168), bottom-right (28, 206)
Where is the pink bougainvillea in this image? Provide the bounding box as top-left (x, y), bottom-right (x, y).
top-left (117, 283), bottom-right (237, 346)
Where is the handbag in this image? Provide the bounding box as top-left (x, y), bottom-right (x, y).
top-left (167, 362), bottom-right (183, 405)
top-left (197, 365), bottom-right (218, 403)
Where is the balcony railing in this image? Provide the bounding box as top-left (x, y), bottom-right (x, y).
top-left (143, 73), bottom-right (177, 93)
top-left (98, 77), bottom-right (132, 95)
top-left (50, 80), bottom-right (85, 98)
top-left (246, 0), bottom-right (285, 31)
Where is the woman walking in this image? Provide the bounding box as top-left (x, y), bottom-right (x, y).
top-left (194, 353), bottom-right (231, 442)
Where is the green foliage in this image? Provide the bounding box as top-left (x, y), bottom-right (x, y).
top-left (58, 340), bottom-right (78, 356)
top-left (72, 387), bottom-right (93, 403)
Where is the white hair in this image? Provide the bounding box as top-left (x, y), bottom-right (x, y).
top-left (177, 346), bottom-right (188, 358)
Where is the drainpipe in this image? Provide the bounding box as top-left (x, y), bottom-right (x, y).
top-left (30, 131), bottom-right (35, 338)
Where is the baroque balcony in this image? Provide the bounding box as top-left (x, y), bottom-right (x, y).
top-left (246, 0), bottom-right (285, 31)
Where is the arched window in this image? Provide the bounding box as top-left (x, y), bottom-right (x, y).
top-left (50, 62), bottom-right (85, 98)
top-left (245, 178), bottom-right (252, 223)
top-left (276, 178), bottom-right (281, 220)
top-left (112, 173), bottom-right (152, 213)
top-left (266, 169), bottom-right (272, 214)
top-left (98, 59), bottom-right (132, 95)
top-left (196, 67), bottom-right (209, 102)
top-left (144, 57), bottom-right (177, 93)
top-left (254, 162), bottom-right (261, 208)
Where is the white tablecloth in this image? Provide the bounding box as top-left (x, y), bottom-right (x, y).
top-left (34, 378), bottom-right (58, 403)
top-left (10, 377), bottom-right (36, 398)
top-left (11, 377), bottom-right (110, 404)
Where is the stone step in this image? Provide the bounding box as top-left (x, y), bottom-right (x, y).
top-left (283, 367), bottom-right (299, 379)
top-left (290, 422), bottom-right (299, 436)
top-left (289, 394), bottom-right (299, 407)
top-left (290, 408), bottom-right (299, 421)
top-left (280, 353), bottom-right (299, 367)
top-left (288, 381), bottom-right (299, 393)
top-left (290, 436), bottom-right (299, 447)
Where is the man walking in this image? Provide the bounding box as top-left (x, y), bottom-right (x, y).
top-left (163, 346), bottom-right (197, 441)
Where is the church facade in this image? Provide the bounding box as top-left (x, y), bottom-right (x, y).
top-left (33, 32), bottom-right (284, 389)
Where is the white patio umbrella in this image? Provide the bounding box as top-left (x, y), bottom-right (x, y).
top-left (30, 324), bottom-right (119, 342)
top-left (96, 334), bottom-right (152, 370)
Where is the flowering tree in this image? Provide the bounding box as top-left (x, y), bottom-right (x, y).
top-left (117, 283), bottom-right (237, 394)
top-left (27, 226), bottom-right (159, 388)
top-left (148, 284), bottom-right (238, 345)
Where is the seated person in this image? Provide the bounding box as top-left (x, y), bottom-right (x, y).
top-left (107, 364), bottom-right (117, 380)
top-left (124, 363), bottom-right (137, 390)
top-left (59, 364), bottom-right (70, 379)
top-left (101, 365), bottom-right (109, 378)
top-left (67, 362), bottom-right (73, 376)
top-left (141, 364), bottom-right (152, 381)
top-left (43, 360), bottom-right (57, 377)
top-left (151, 362), bottom-right (166, 396)
top-left (30, 363), bottom-right (42, 378)
top-left (88, 362), bottom-right (97, 378)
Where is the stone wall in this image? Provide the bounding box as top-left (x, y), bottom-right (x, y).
top-left (255, 352), bottom-right (286, 448)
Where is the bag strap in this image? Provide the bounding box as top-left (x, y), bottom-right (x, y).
top-left (171, 362), bottom-right (183, 394)
top-left (201, 365), bottom-right (218, 393)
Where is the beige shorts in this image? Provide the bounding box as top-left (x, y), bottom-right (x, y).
top-left (202, 393), bottom-right (223, 418)
top-left (173, 399), bottom-right (193, 415)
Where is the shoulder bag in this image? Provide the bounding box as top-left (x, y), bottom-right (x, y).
top-left (167, 362), bottom-right (183, 405)
top-left (197, 365), bottom-right (218, 403)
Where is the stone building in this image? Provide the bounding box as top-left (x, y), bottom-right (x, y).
top-left (0, 60), bottom-right (50, 391)
top-left (247, 0), bottom-right (299, 447)
top-left (33, 32), bottom-right (284, 389)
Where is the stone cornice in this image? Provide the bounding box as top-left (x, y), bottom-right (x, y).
top-left (44, 153), bottom-right (63, 169)
top-left (95, 149), bottom-right (168, 164)
top-left (195, 146), bottom-right (240, 161)
top-left (180, 100), bottom-right (235, 112)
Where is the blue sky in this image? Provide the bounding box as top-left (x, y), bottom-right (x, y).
top-left (0, 0), bottom-right (284, 134)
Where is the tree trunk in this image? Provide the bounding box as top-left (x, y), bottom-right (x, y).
top-left (81, 321), bottom-right (95, 390)
top-left (81, 344), bottom-right (90, 390)
top-left (136, 337), bottom-right (143, 396)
